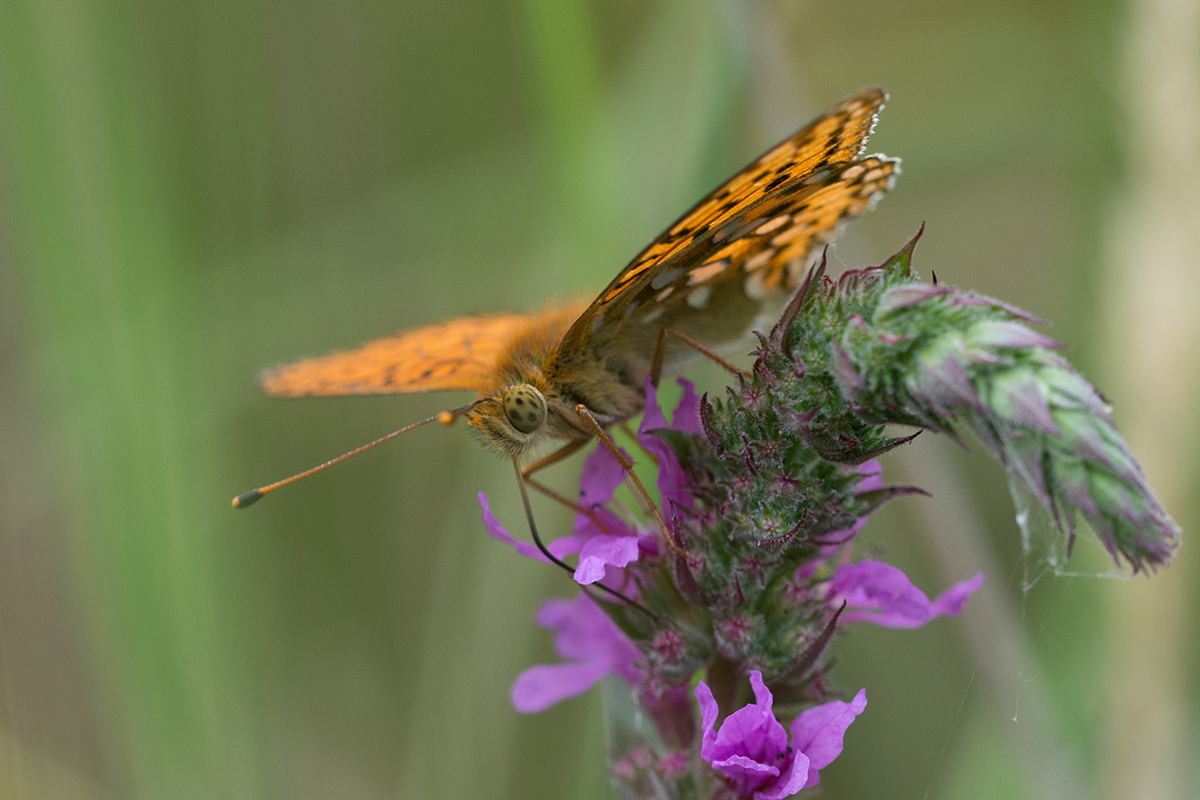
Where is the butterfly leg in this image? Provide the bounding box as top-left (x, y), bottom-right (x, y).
top-left (521, 438), bottom-right (587, 479)
top-left (521, 440), bottom-right (640, 537)
top-left (573, 404), bottom-right (686, 557)
top-left (649, 326), bottom-right (749, 387)
top-left (521, 440), bottom-right (598, 514)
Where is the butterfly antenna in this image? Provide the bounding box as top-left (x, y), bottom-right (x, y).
top-left (511, 458), bottom-right (656, 619)
top-left (232, 401), bottom-right (481, 508)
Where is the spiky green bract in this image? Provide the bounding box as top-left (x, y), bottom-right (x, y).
top-left (663, 414), bottom-right (900, 683)
top-left (774, 231), bottom-right (1179, 573)
top-left (644, 273), bottom-right (933, 694)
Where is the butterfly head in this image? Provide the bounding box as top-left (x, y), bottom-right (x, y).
top-left (466, 382), bottom-right (559, 458)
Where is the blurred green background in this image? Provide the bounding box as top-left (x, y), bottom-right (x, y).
top-left (1, 0), bottom-right (1197, 797)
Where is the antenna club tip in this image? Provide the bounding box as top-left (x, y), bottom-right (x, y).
top-left (232, 489), bottom-right (264, 509)
top-left (437, 410), bottom-right (456, 426)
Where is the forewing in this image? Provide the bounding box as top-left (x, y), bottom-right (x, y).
top-left (559, 88), bottom-right (897, 356)
top-left (260, 313), bottom-right (533, 396)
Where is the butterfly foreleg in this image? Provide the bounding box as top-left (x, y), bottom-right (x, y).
top-left (519, 440), bottom-right (609, 527)
top-left (521, 439), bottom-right (588, 479)
top-left (649, 326), bottom-right (749, 388)
top-left (572, 404), bottom-right (686, 557)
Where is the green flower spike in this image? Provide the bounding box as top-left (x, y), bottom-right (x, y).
top-left (775, 228), bottom-right (1180, 573)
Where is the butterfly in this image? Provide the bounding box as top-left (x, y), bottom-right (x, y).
top-left (235, 88), bottom-right (898, 509)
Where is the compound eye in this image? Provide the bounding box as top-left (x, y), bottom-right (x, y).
top-left (502, 384), bottom-right (547, 434)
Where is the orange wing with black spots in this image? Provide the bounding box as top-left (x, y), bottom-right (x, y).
top-left (260, 313), bottom-right (535, 396)
top-left (558, 88), bottom-right (898, 356)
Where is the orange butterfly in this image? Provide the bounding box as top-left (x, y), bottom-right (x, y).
top-left (235, 88), bottom-right (898, 510)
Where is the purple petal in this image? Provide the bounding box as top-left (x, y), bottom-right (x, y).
top-left (747, 672), bottom-right (790, 757)
top-left (708, 755), bottom-right (780, 795)
top-left (712, 703), bottom-right (786, 764)
top-left (758, 751), bottom-right (811, 800)
top-left (705, 671), bottom-right (779, 761)
top-left (578, 442), bottom-right (629, 507)
top-left (512, 595), bottom-right (643, 713)
top-left (790, 689), bottom-right (867, 788)
top-left (510, 659), bottom-right (613, 713)
top-left (478, 492), bottom-right (550, 563)
top-left (532, 596), bottom-right (581, 629)
top-left (696, 680), bottom-right (721, 760)
top-left (538, 596), bottom-right (627, 660)
top-left (573, 534), bottom-right (642, 584)
top-left (572, 445), bottom-right (644, 541)
top-left (546, 534), bottom-right (584, 559)
top-left (822, 516), bottom-right (869, 545)
top-left (697, 671), bottom-right (798, 798)
top-left (640, 376), bottom-right (670, 431)
top-left (856, 460), bottom-right (884, 492)
top-left (639, 377), bottom-right (695, 509)
top-left (538, 595), bottom-right (643, 680)
top-left (710, 753), bottom-right (779, 782)
top-left (671, 378), bottom-right (703, 433)
top-left (928, 572), bottom-right (986, 618)
top-left (573, 504), bottom-right (639, 541)
top-left (831, 560), bottom-right (984, 629)
top-left (748, 670), bottom-right (773, 707)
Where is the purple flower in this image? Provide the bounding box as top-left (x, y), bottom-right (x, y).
top-left (638, 377), bottom-right (702, 511)
top-left (480, 381), bottom-right (706, 585)
top-left (853, 459), bottom-right (885, 493)
top-left (479, 443), bottom-right (650, 586)
top-left (695, 671), bottom-right (866, 798)
top-left (829, 559), bottom-right (984, 629)
top-left (479, 492), bottom-right (554, 563)
top-left (561, 444), bottom-right (652, 584)
top-left (511, 593), bottom-right (643, 713)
